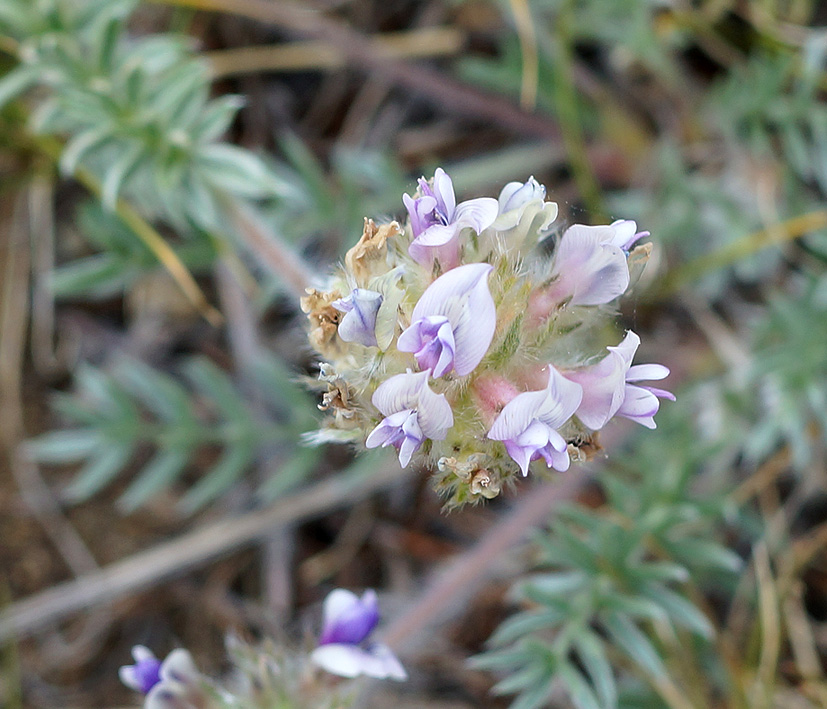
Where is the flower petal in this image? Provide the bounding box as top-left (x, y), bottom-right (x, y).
top-left (453, 197), bottom-right (499, 234)
top-left (414, 382), bottom-right (453, 441)
top-left (371, 371), bottom-right (428, 416)
top-left (403, 193), bottom-right (437, 237)
top-left (319, 589), bottom-right (379, 645)
top-left (617, 385), bottom-right (660, 429)
top-left (335, 289), bottom-right (383, 347)
top-left (159, 650), bottom-right (198, 685)
top-left (432, 167), bottom-right (456, 218)
top-left (539, 438), bottom-right (570, 472)
top-left (145, 682), bottom-right (190, 709)
top-left (551, 225), bottom-right (630, 306)
top-left (311, 644), bottom-right (373, 679)
top-left (412, 262), bottom-right (494, 323)
top-left (451, 267), bottom-right (497, 376)
top-left (535, 365), bottom-right (583, 429)
top-left (626, 363), bottom-right (670, 382)
top-left (365, 411), bottom-right (410, 449)
top-left (311, 642), bottom-right (407, 681)
top-left (498, 177), bottom-right (546, 214)
top-left (608, 219), bottom-right (639, 250)
top-left (504, 439), bottom-right (535, 476)
top-left (566, 355), bottom-right (627, 431)
top-left (487, 388), bottom-right (550, 442)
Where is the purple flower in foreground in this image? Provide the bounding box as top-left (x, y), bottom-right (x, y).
top-left (565, 330), bottom-right (675, 430)
top-left (543, 220), bottom-right (648, 308)
top-left (404, 168), bottom-right (498, 270)
top-left (333, 288), bottom-right (383, 347)
top-left (366, 370), bottom-right (453, 467)
top-left (121, 647), bottom-right (203, 709)
top-left (311, 589), bottom-right (407, 681)
top-left (397, 263), bottom-right (496, 378)
top-left (119, 646), bottom-right (162, 695)
top-left (487, 365), bottom-right (583, 476)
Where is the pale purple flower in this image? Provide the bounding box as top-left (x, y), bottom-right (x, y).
top-left (119, 646), bottom-right (162, 695)
top-left (565, 330), bottom-right (675, 430)
top-left (311, 589), bottom-right (407, 681)
top-left (397, 263), bottom-right (496, 378)
top-left (543, 220), bottom-right (648, 307)
top-left (487, 365), bottom-right (583, 476)
top-left (121, 647), bottom-right (203, 709)
top-left (366, 370), bottom-right (453, 467)
top-left (333, 288), bottom-right (383, 347)
top-left (498, 176), bottom-right (546, 214)
top-left (404, 168), bottom-right (498, 269)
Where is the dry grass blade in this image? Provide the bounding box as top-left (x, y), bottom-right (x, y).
top-left (207, 27), bottom-right (465, 78)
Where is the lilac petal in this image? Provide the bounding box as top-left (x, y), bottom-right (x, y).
top-left (639, 385), bottom-right (676, 401)
top-left (412, 222), bottom-right (459, 247)
top-left (159, 650), bottom-right (198, 685)
top-left (334, 289), bottom-right (383, 347)
top-left (145, 683), bottom-right (190, 709)
top-left (498, 177), bottom-right (546, 213)
top-left (504, 439), bottom-right (535, 476)
top-left (319, 589), bottom-right (379, 646)
top-left (626, 363), bottom-right (669, 382)
top-left (133, 645), bottom-right (155, 663)
top-left (412, 262), bottom-right (493, 320)
top-left (488, 366), bottom-right (581, 441)
top-left (403, 193), bottom-right (437, 237)
top-left (612, 330), bottom-right (641, 365)
top-left (567, 357), bottom-right (627, 431)
top-left (451, 272), bottom-right (497, 376)
top-left (539, 440), bottom-right (570, 472)
top-left (414, 382), bottom-right (453, 441)
top-left (403, 263), bottom-right (496, 377)
top-left (432, 167), bottom-right (456, 219)
top-left (608, 220), bottom-right (639, 250)
top-left (453, 197), bottom-right (499, 234)
top-left (397, 430), bottom-right (420, 468)
top-left (408, 231), bottom-right (461, 270)
top-left (556, 227), bottom-right (630, 306)
top-left (311, 642), bottom-right (407, 681)
top-left (617, 385), bottom-right (660, 429)
top-left (536, 366), bottom-right (583, 429)
top-left (365, 410), bottom-right (412, 449)
top-left (513, 418), bottom-right (550, 449)
top-left (119, 661), bottom-right (162, 695)
top-left (488, 388), bottom-right (549, 442)
top-left (398, 315), bottom-right (457, 378)
top-left (371, 371), bottom-right (428, 416)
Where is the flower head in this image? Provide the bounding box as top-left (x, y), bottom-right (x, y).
top-left (121, 647), bottom-right (204, 709)
top-left (404, 168), bottom-right (498, 270)
top-left (397, 263), bottom-right (496, 378)
top-left (498, 176), bottom-right (546, 215)
top-left (119, 646), bottom-right (162, 695)
top-left (565, 330), bottom-right (675, 430)
top-left (311, 589), bottom-right (407, 681)
top-left (333, 288), bottom-right (383, 347)
top-left (366, 370), bottom-right (453, 467)
top-left (538, 220), bottom-right (647, 310)
top-left (487, 365), bottom-right (583, 475)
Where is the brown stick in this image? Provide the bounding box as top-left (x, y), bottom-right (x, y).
top-left (0, 459), bottom-right (406, 643)
top-left (150, 0), bottom-right (562, 141)
top-left (382, 469), bottom-right (590, 651)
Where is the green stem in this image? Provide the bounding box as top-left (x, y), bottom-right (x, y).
top-left (550, 4), bottom-right (606, 218)
top-left (657, 209), bottom-right (827, 298)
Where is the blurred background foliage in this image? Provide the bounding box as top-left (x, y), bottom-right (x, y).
top-left (0, 0), bottom-right (825, 707)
